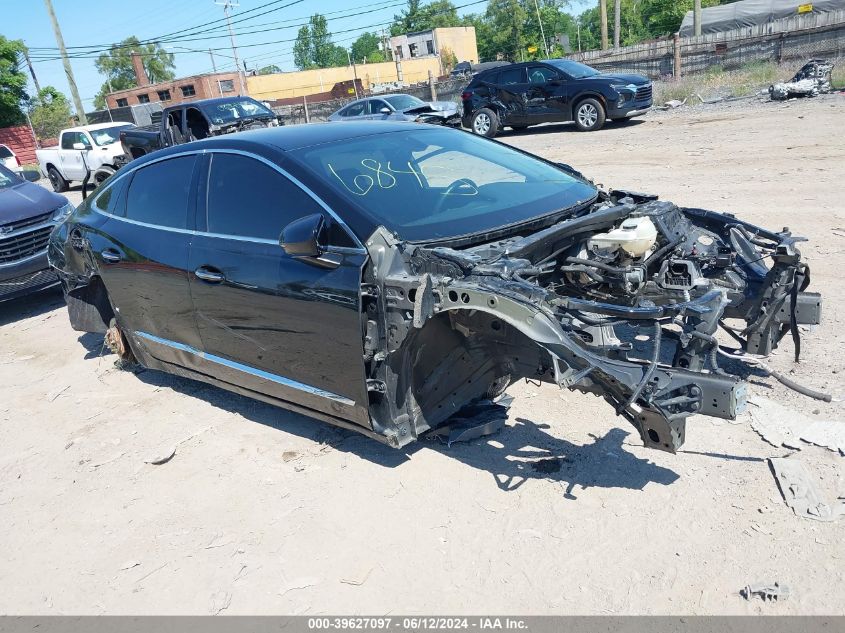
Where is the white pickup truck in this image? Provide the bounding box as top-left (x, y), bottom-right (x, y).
top-left (36, 122), bottom-right (134, 192)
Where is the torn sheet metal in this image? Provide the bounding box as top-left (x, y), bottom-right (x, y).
top-left (748, 397), bottom-right (845, 455)
top-left (769, 457), bottom-right (845, 522)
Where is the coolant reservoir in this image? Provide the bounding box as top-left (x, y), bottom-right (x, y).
top-left (588, 216), bottom-right (658, 257)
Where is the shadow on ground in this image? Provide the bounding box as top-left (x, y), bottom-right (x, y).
top-left (81, 336), bottom-right (682, 495)
top-left (504, 118), bottom-right (647, 137)
top-left (0, 286), bottom-right (64, 327)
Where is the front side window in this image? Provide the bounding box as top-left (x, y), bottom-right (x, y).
top-left (368, 100), bottom-right (389, 115)
top-left (527, 66), bottom-right (558, 84)
top-left (205, 153), bottom-right (324, 241)
top-left (342, 101), bottom-right (366, 118)
top-left (61, 132), bottom-right (90, 149)
top-left (291, 127), bottom-right (596, 242)
top-left (124, 155), bottom-right (195, 229)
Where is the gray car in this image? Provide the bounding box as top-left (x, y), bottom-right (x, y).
top-left (328, 94), bottom-right (460, 125)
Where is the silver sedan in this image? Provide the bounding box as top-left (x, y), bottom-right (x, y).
top-left (328, 94), bottom-right (460, 125)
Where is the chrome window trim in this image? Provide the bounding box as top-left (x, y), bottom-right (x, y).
top-left (135, 330), bottom-right (355, 407)
top-left (204, 148), bottom-right (366, 252)
top-left (92, 148), bottom-right (366, 253)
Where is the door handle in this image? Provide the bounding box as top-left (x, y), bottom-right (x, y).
top-left (101, 248), bottom-right (122, 263)
top-left (194, 267), bottom-right (225, 283)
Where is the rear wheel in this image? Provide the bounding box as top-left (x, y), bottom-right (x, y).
top-left (471, 108), bottom-right (499, 138)
top-left (93, 166), bottom-right (116, 186)
top-left (47, 166), bottom-right (68, 192)
top-left (574, 98), bottom-right (606, 132)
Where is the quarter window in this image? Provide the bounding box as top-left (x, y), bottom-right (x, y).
top-left (93, 177), bottom-right (127, 215)
top-left (206, 153), bottom-right (324, 241)
top-left (125, 156), bottom-right (196, 229)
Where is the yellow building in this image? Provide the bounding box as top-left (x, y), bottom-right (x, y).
top-left (389, 27), bottom-right (479, 67)
top-left (246, 57), bottom-right (442, 101)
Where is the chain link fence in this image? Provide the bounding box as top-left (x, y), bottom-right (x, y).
top-left (272, 77), bottom-right (469, 125)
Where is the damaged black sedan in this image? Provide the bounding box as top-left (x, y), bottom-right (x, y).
top-left (48, 122), bottom-right (821, 452)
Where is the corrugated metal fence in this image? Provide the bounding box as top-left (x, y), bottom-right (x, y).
top-left (570, 9), bottom-right (845, 78)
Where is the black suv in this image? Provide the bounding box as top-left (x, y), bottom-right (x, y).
top-left (461, 59), bottom-right (653, 137)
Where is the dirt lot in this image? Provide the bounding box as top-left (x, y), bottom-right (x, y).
top-left (1, 96), bottom-right (844, 615)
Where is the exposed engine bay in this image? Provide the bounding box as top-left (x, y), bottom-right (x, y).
top-left (360, 189), bottom-right (821, 452)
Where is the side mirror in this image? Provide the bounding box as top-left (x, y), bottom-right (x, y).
top-left (379, 107), bottom-right (391, 114)
top-left (23, 170), bottom-right (41, 182)
top-left (72, 142), bottom-right (88, 150)
top-left (280, 213), bottom-right (325, 258)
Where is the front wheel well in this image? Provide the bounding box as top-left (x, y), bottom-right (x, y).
top-left (572, 93), bottom-right (606, 114)
top-left (65, 275), bottom-right (115, 334)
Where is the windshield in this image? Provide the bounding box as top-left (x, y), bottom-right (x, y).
top-left (546, 59), bottom-right (601, 79)
top-left (89, 124), bottom-right (134, 146)
top-left (0, 163), bottom-right (22, 189)
top-left (201, 98), bottom-right (274, 125)
top-left (291, 127), bottom-right (597, 242)
top-left (384, 94), bottom-right (425, 111)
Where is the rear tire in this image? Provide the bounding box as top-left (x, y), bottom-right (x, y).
top-left (574, 98), bottom-right (606, 132)
top-left (47, 166), bottom-right (68, 193)
top-left (93, 166), bottom-right (116, 186)
top-left (471, 108), bottom-right (499, 138)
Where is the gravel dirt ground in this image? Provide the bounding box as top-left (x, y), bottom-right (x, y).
top-left (1, 95), bottom-right (844, 615)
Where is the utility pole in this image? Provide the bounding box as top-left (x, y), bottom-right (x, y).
top-left (22, 48), bottom-right (42, 94)
top-left (208, 49), bottom-right (223, 96)
top-left (215, 0), bottom-right (247, 95)
top-left (533, 0), bottom-right (549, 58)
top-left (346, 50), bottom-right (359, 99)
top-left (694, 0), bottom-right (702, 36)
top-left (43, 0), bottom-right (87, 124)
top-left (614, 0), bottom-right (621, 49)
top-left (599, 0), bottom-right (609, 51)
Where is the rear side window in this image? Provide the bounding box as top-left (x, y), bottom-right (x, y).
top-left (0, 145), bottom-right (12, 158)
top-left (125, 155), bottom-right (196, 229)
top-left (498, 67), bottom-right (526, 85)
top-left (206, 153), bottom-right (326, 241)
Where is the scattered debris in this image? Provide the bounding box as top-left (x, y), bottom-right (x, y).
top-left (340, 567), bottom-right (373, 586)
top-left (741, 581), bottom-right (790, 601)
top-left (428, 397), bottom-right (512, 447)
top-left (663, 98), bottom-right (687, 109)
top-left (46, 385), bottom-right (70, 402)
top-left (770, 59), bottom-right (834, 101)
top-left (749, 521), bottom-right (772, 535)
top-left (144, 446), bottom-right (176, 465)
top-left (282, 450), bottom-right (300, 462)
top-left (279, 577), bottom-right (319, 596)
top-left (209, 590), bottom-right (231, 615)
top-left (747, 397), bottom-right (845, 455)
top-left (89, 452), bottom-right (125, 470)
top-left (769, 457), bottom-right (845, 522)
top-left (120, 560), bottom-right (140, 571)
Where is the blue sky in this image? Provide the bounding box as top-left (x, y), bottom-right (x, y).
top-left (6, 0), bottom-right (593, 110)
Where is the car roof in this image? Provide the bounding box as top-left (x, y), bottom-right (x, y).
top-left (184, 96), bottom-right (262, 108)
top-left (130, 121), bottom-right (428, 165)
top-left (64, 122), bottom-right (134, 133)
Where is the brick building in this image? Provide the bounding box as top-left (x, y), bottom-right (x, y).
top-left (104, 52), bottom-right (244, 109)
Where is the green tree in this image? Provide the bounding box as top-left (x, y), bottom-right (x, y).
top-left (390, 0), bottom-right (462, 36)
top-left (293, 14), bottom-right (349, 70)
top-left (351, 32), bottom-right (385, 63)
top-left (0, 36), bottom-right (29, 127)
top-left (258, 65), bottom-right (282, 75)
top-left (28, 86), bottom-right (72, 140)
top-left (93, 36), bottom-right (175, 108)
